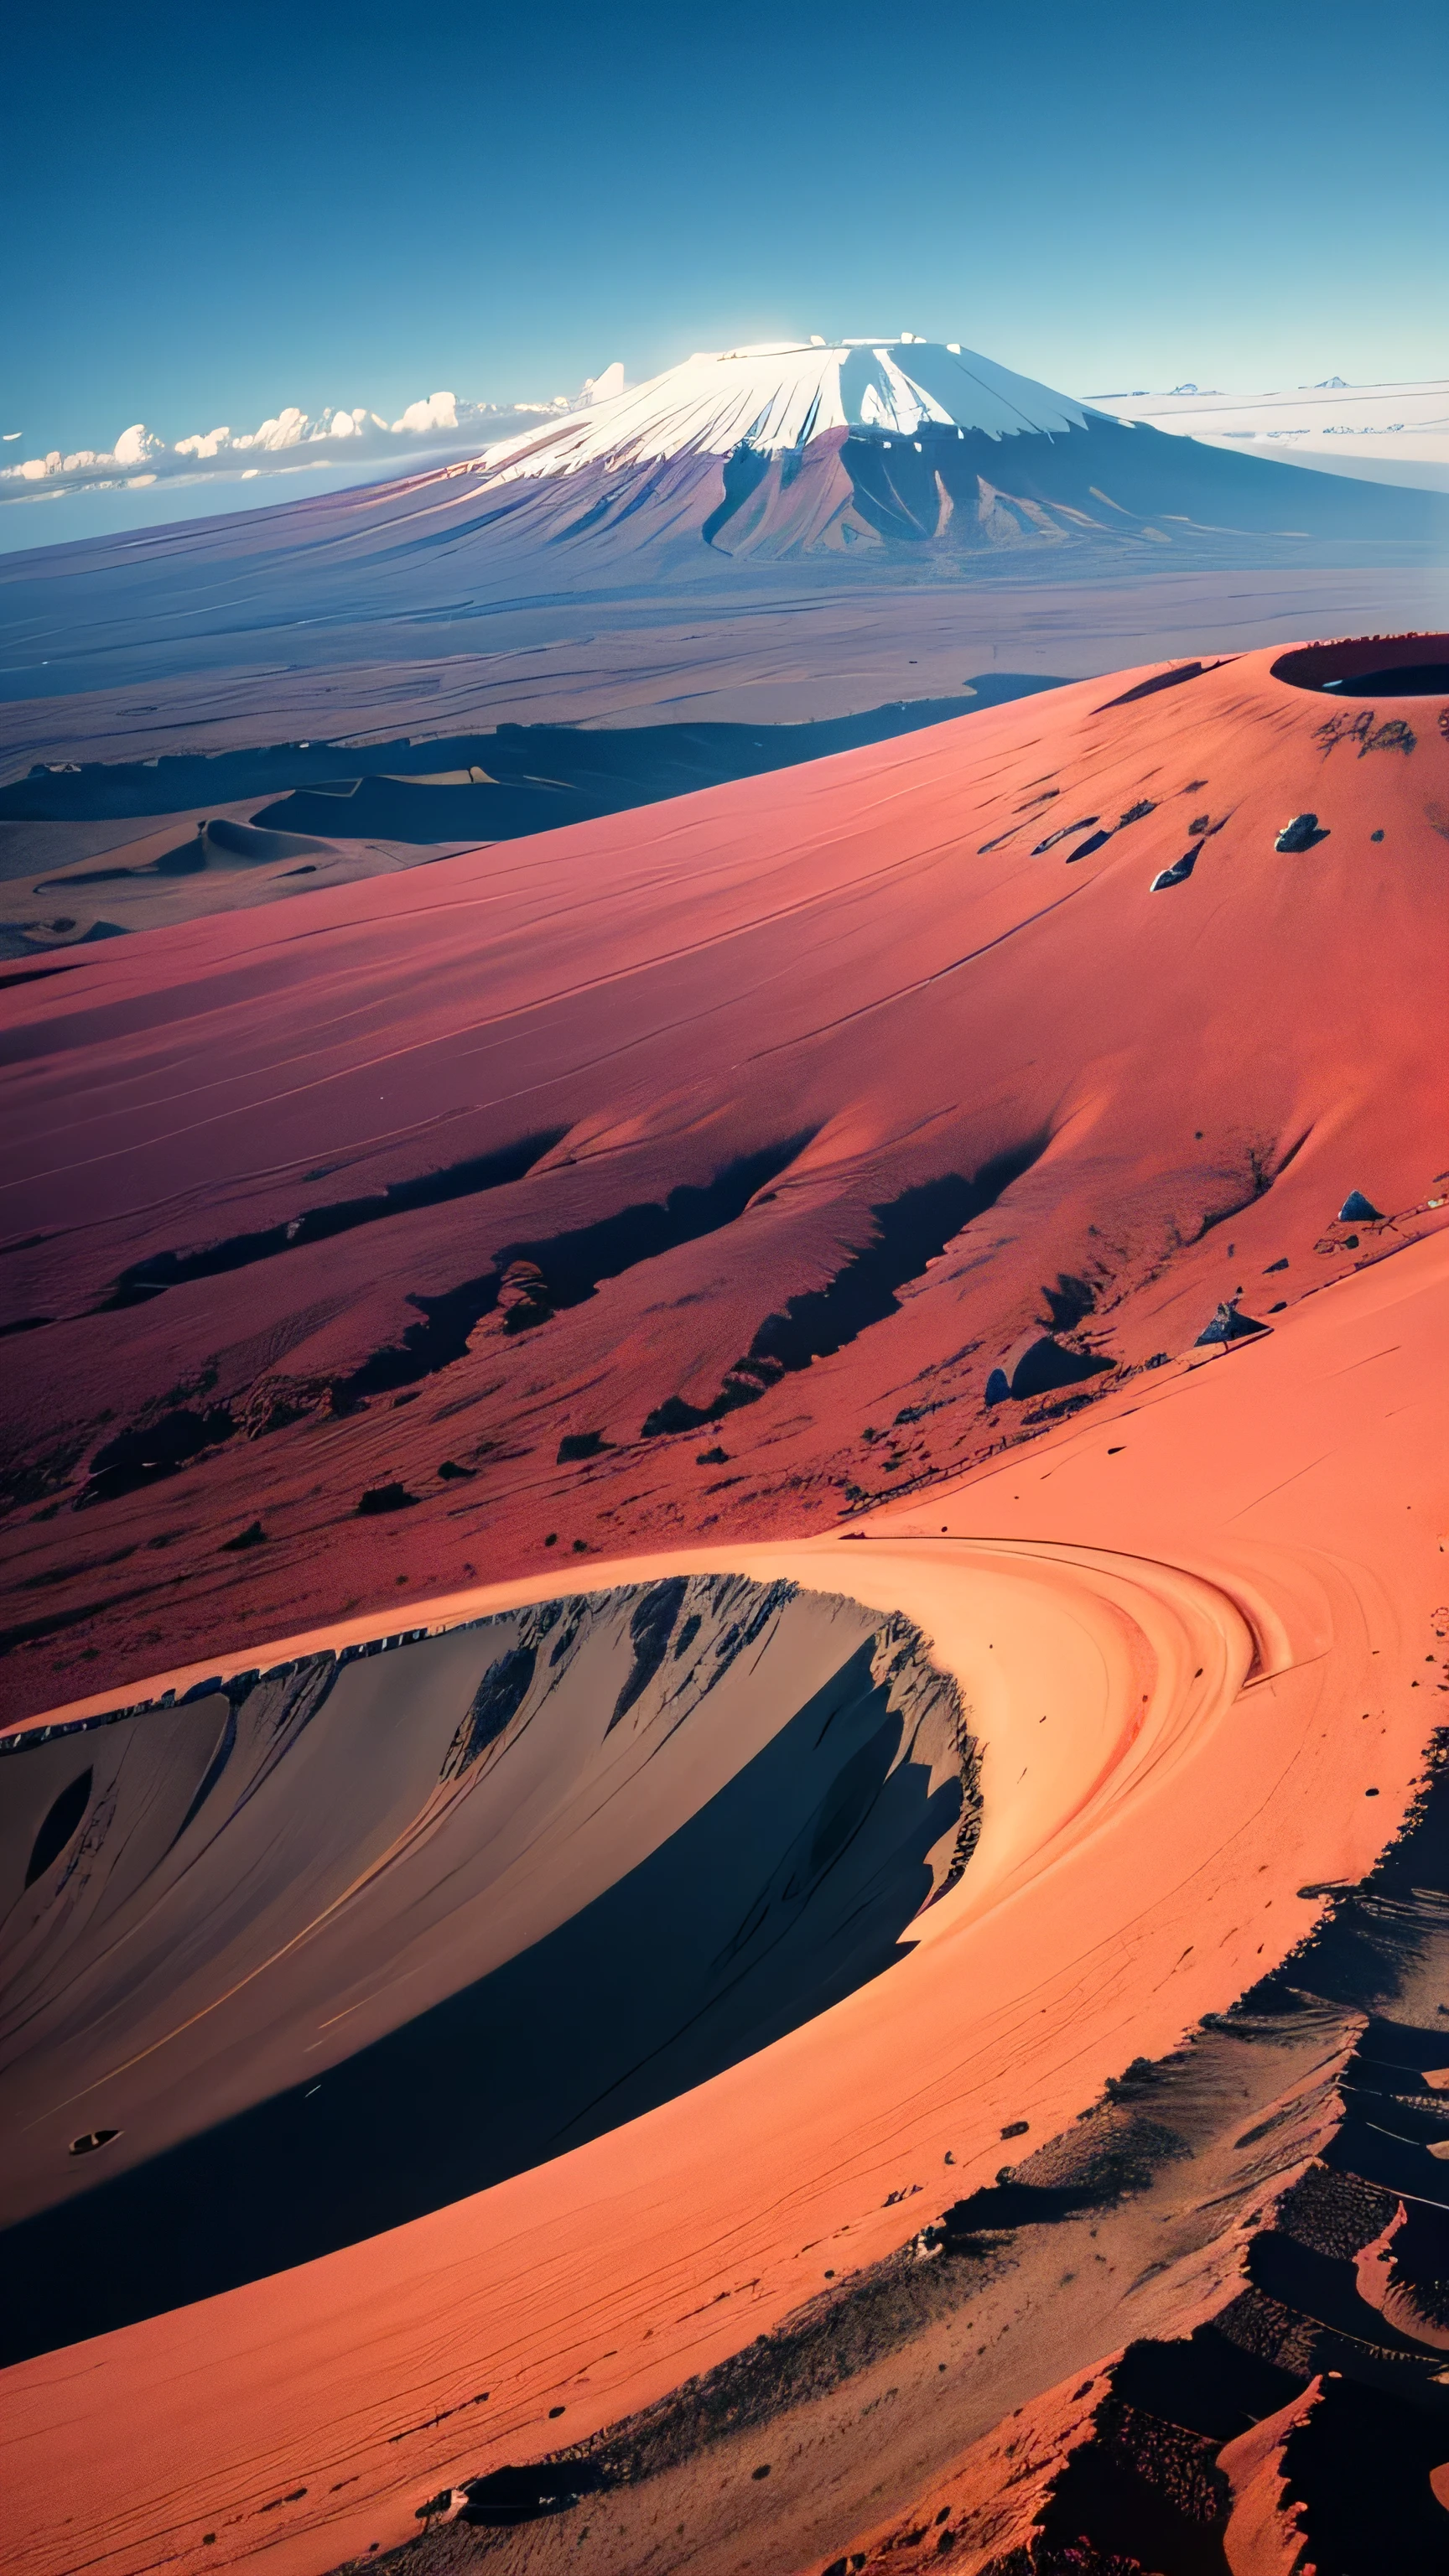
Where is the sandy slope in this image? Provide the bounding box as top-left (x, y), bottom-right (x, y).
top-left (3, 1214), bottom-right (1445, 2576)
top-left (1, 633), bottom-right (1446, 1723)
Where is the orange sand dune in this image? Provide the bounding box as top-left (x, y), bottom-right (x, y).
top-left (3, 1215), bottom-right (1445, 2576)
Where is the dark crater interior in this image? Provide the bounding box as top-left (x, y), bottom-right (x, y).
top-left (0, 1576), bottom-right (975, 2361)
top-left (1270, 631), bottom-right (1449, 696)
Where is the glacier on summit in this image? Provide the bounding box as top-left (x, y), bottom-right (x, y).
top-left (475, 338), bottom-right (1088, 483)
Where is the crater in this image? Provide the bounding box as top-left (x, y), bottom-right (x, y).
top-left (1270, 631), bottom-right (1449, 697)
top-left (0, 1576), bottom-right (976, 2362)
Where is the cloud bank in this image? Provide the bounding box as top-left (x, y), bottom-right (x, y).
top-left (0, 374), bottom-right (623, 511)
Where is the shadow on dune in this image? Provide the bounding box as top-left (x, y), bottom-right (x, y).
top-left (0, 1598), bottom-right (968, 2361)
top-left (0, 687), bottom-right (1066, 834)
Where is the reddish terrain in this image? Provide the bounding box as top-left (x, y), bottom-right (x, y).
top-left (2, 631), bottom-right (1448, 2576)
top-left (3, 1197), bottom-right (1446, 2576)
top-left (2, 634), bottom-right (1445, 1721)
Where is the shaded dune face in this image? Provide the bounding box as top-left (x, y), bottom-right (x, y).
top-left (0, 1576), bottom-right (973, 2359)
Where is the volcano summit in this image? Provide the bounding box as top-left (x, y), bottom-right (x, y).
top-left (457, 332), bottom-right (1449, 561)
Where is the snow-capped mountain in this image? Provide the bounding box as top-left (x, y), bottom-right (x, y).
top-left (428, 335), bottom-right (1449, 563)
top-left (477, 338), bottom-right (1088, 481)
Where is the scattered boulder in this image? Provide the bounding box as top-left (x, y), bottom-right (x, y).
top-left (1337, 1188), bottom-right (1384, 1223)
top-left (557, 1431), bottom-right (610, 1463)
top-left (985, 1332), bottom-right (1113, 1402)
top-left (356, 1481), bottom-right (418, 1514)
top-left (221, 1519), bottom-right (267, 1551)
top-left (456, 2459), bottom-right (607, 2527)
top-left (1275, 813), bottom-right (1329, 853)
top-left (1150, 839), bottom-right (1203, 891)
top-left (641, 1393), bottom-right (713, 1438)
top-left (1194, 1298), bottom-right (1270, 1347)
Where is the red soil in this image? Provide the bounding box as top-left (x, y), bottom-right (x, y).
top-left (2, 638), bottom-right (1445, 1721)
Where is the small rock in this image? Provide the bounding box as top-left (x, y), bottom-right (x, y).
top-left (1275, 813), bottom-right (1329, 853)
top-left (1337, 1189), bottom-right (1383, 1223)
top-left (1150, 839), bottom-right (1203, 891)
top-left (557, 1431), bottom-right (610, 1463)
top-left (1194, 1298), bottom-right (1270, 1347)
top-left (221, 1519), bottom-right (267, 1551)
top-left (356, 1482), bottom-right (418, 1515)
top-left (986, 1333), bottom-right (1111, 1402)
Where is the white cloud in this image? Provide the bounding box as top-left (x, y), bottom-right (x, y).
top-left (114, 423), bottom-right (164, 467)
top-left (391, 390), bottom-right (460, 435)
top-left (0, 367), bottom-right (628, 510)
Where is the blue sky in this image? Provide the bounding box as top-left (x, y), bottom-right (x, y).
top-left (4, 0), bottom-right (1446, 460)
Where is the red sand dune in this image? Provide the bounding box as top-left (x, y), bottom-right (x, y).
top-left (2, 633), bottom-right (1446, 1718)
top-left (2, 632), bottom-right (1448, 2576)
